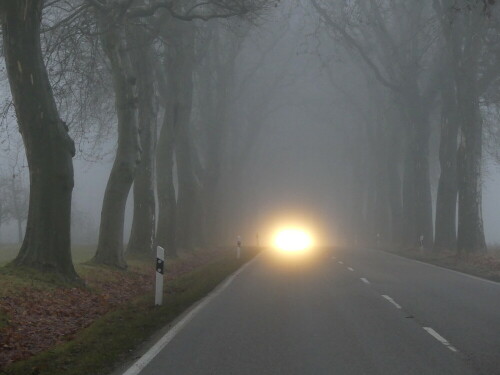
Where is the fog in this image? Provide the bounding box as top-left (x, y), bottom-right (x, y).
top-left (1, 0), bottom-right (500, 270)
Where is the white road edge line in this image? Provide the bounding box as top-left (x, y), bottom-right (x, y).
top-left (423, 327), bottom-right (458, 352)
top-left (381, 295), bottom-right (402, 309)
top-left (338, 261), bottom-right (344, 265)
top-left (121, 256), bottom-right (260, 375)
top-left (348, 267), bottom-right (354, 272)
top-left (361, 278), bottom-right (370, 284)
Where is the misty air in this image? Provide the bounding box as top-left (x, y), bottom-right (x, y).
top-left (0, 1), bottom-right (499, 374)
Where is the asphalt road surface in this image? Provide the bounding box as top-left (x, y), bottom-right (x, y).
top-left (131, 247), bottom-right (500, 375)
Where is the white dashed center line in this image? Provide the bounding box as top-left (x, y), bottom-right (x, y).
top-left (338, 261), bottom-right (344, 265)
top-left (381, 295), bottom-right (402, 309)
top-left (347, 267), bottom-right (354, 272)
top-left (423, 327), bottom-right (458, 352)
top-left (360, 278), bottom-right (370, 284)
top-left (331, 256), bottom-right (336, 260)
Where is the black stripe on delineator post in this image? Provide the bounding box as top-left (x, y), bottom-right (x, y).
top-left (155, 246), bottom-right (165, 306)
top-left (157, 258), bottom-right (164, 274)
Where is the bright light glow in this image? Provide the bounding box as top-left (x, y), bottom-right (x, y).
top-left (274, 228), bottom-right (313, 253)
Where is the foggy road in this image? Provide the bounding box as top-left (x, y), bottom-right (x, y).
top-left (126, 248), bottom-right (500, 375)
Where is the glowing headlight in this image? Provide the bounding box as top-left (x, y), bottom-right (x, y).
top-left (274, 228), bottom-right (313, 253)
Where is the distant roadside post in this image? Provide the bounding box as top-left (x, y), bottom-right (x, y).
top-left (237, 236), bottom-right (242, 259)
top-left (419, 235), bottom-right (424, 251)
top-left (155, 246), bottom-right (165, 306)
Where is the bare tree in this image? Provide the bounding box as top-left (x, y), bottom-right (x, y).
top-left (311, 0), bottom-right (441, 248)
top-left (433, 0), bottom-right (500, 253)
top-left (0, 1), bottom-right (78, 279)
top-left (126, 24), bottom-right (159, 256)
top-left (91, 4), bottom-right (141, 268)
top-left (90, 0), bottom-right (276, 266)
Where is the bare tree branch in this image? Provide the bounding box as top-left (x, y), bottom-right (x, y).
top-left (310, 0), bottom-right (401, 92)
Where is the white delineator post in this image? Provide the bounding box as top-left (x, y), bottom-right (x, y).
top-left (155, 246), bottom-right (165, 306)
top-left (236, 236), bottom-right (242, 259)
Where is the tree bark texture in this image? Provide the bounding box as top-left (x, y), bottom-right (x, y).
top-left (387, 151), bottom-right (403, 245)
top-left (203, 62), bottom-right (234, 245)
top-left (126, 29), bottom-right (158, 255)
top-left (401, 89), bottom-right (433, 248)
top-left (434, 82), bottom-right (458, 251)
top-left (2, 0), bottom-right (78, 279)
top-left (456, 70), bottom-right (486, 253)
top-left (156, 109), bottom-right (177, 257)
top-left (170, 25), bottom-right (198, 250)
top-left (94, 17), bottom-right (140, 268)
top-left (455, 8), bottom-right (487, 254)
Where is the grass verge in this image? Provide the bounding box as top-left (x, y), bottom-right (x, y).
top-left (0, 250), bottom-right (258, 375)
top-left (378, 247), bottom-right (500, 282)
top-left (0, 245), bottom-right (97, 268)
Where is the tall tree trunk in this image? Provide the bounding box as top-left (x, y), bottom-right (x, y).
top-left (455, 10), bottom-right (487, 254)
top-left (176, 121), bottom-right (199, 250)
top-left (402, 133), bottom-right (417, 247)
top-left (203, 70), bottom-right (232, 245)
top-left (434, 84), bottom-right (458, 251)
top-left (0, 203), bottom-right (2, 244)
top-left (2, 0), bottom-right (78, 279)
top-left (387, 154), bottom-right (403, 245)
top-left (402, 93), bottom-right (433, 248)
top-left (373, 146), bottom-right (391, 245)
top-left (363, 165), bottom-right (377, 244)
top-left (94, 19), bottom-right (140, 268)
top-left (350, 155), bottom-right (365, 246)
top-left (189, 141), bottom-right (206, 248)
top-left (156, 110), bottom-right (177, 257)
top-left (172, 27), bottom-right (197, 251)
top-left (126, 29), bottom-right (157, 256)
top-left (17, 219), bottom-right (22, 244)
top-left (413, 119), bottom-right (434, 249)
top-left (11, 177), bottom-right (21, 243)
top-left (457, 74), bottom-right (486, 253)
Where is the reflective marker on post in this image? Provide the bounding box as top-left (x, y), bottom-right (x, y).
top-left (155, 246), bottom-right (165, 306)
